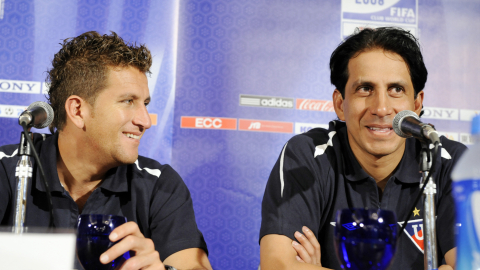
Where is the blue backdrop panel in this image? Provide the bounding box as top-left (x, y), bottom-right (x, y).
top-left (173, 0), bottom-right (480, 269)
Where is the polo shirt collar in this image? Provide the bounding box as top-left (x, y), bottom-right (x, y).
top-left (98, 167), bottom-right (129, 193)
top-left (392, 138), bottom-right (423, 184)
top-left (35, 132), bottom-right (129, 193)
top-left (337, 123), bottom-right (422, 183)
top-left (337, 124), bottom-right (370, 182)
top-left (35, 132), bottom-right (64, 193)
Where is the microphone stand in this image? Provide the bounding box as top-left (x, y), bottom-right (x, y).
top-left (13, 131), bottom-right (33, 234)
top-left (419, 142), bottom-right (438, 270)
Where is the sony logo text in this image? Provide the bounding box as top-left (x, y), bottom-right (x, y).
top-left (0, 80), bottom-right (42, 94)
top-left (422, 107), bottom-right (458, 120)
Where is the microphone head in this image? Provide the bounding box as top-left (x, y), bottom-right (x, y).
top-left (392, 110), bottom-right (419, 138)
top-left (27, 101), bottom-right (54, 129)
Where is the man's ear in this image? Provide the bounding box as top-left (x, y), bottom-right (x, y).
top-left (414, 90), bottom-right (424, 116)
top-left (332, 89), bottom-right (345, 121)
top-left (64, 95), bottom-right (90, 129)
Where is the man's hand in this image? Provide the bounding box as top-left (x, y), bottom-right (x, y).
top-left (292, 226), bottom-right (322, 266)
top-left (100, 221), bottom-right (165, 270)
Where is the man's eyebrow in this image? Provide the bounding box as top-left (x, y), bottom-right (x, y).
top-left (351, 79), bottom-right (375, 88)
top-left (119, 93), bottom-right (151, 102)
top-left (387, 80), bottom-right (409, 86)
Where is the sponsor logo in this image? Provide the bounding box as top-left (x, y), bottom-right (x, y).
top-left (149, 114), bottom-right (158, 126)
top-left (398, 218), bottom-right (424, 253)
top-left (341, 0), bottom-right (418, 39)
top-left (459, 109), bottom-right (480, 122)
top-left (239, 94), bottom-right (294, 109)
top-left (181, 116), bottom-right (237, 130)
top-left (0, 80), bottom-right (42, 94)
top-left (437, 131), bottom-right (459, 142)
top-left (296, 99), bottom-right (335, 112)
top-left (42, 82), bottom-right (50, 94)
top-left (295, 122), bottom-right (328, 134)
top-left (0, 104), bottom-right (28, 118)
top-left (422, 107), bottom-right (458, 120)
top-left (238, 119), bottom-right (293, 133)
top-left (460, 133), bottom-right (474, 145)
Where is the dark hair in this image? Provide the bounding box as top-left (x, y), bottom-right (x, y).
top-left (330, 27), bottom-right (427, 99)
top-left (46, 31), bottom-right (152, 133)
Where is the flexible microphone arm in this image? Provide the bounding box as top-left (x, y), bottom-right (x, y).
top-left (393, 110), bottom-right (439, 270)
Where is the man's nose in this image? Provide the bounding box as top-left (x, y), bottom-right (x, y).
top-left (370, 91), bottom-right (393, 117)
top-left (133, 104), bottom-right (152, 130)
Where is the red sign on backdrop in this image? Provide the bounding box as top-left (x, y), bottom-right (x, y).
top-left (181, 116), bottom-right (237, 130)
top-left (238, 119), bottom-right (293, 133)
top-left (296, 98), bottom-right (335, 112)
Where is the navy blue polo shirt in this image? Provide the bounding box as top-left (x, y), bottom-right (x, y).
top-left (0, 132), bottom-right (207, 262)
top-left (260, 120), bottom-right (466, 269)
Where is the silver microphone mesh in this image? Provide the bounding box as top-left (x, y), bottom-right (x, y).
top-left (392, 110), bottom-right (419, 138)
top-left (27, 101), bottom-right (54, 129)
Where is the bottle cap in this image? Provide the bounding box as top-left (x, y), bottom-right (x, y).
top-left (472, 114), bottom-right (480, 135)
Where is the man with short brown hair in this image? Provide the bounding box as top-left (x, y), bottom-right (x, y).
top-left (0, 31), bottom-right (212, 270)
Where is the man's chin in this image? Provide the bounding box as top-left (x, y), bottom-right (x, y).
top-left (365, 146), bottom-right (399, 158)
top-left (115, 153), bottom-right (139, 165)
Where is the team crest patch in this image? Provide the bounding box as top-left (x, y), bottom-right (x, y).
top-left (398, 219), bottom-right (424, 253)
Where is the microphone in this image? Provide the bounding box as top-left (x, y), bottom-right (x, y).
top-left (18, 101), bottom-right (54, 129)
top-left (393, 110), bottom-right (440, 143)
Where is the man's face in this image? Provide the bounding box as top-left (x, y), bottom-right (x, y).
top-left (333, 49), bottom-right (423, 158)
top-left (84, 66), bottom-right (152, 165)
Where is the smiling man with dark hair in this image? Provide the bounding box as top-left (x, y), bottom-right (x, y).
top-left (259, 27), bottom-right (466, 270)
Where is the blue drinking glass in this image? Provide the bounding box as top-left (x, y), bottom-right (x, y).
top-left (76, 214), bottom-right (131, 270)
top-left (334, 208), bottom-right (397, 270)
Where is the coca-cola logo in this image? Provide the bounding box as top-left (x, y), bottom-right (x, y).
top-left (296, 99), bottom-right (335, 112)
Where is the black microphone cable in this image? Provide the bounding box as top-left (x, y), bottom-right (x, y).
top-left (398, 140), bottom-right (440, 238)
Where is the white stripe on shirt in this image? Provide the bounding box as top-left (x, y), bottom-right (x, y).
top-left (280, 142), bottom-right (288, 198)
top-left (134, 159), bottom-right (161, 178)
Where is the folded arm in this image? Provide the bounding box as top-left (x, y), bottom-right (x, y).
top-left (260, 234), bottom-right (331, 270)
top-left (163, 248), bottom-right (212, 270)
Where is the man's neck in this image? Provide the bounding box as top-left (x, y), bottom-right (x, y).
top-left (347, 135), bottom-right (405, 191)
top-left (56, 131), bottom-right (114, 212)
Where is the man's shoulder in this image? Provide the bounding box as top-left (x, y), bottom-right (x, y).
top-left (0, 143), bottom-right (19, 161)
top-left (289, 121), bottom-right (343, 145)
top-left (0, 133), bottom-right (53, 162)
top-left (127, 156), bottom-right (182, 182)
top-left (439, 136), bottom-right (468, 161)
top-left (287, 120), bottom-right (345, 155)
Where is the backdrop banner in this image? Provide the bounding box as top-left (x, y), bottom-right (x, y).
top-left (1, 0), bottom-right (480, 269)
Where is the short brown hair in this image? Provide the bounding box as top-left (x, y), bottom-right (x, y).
top-left (46, 31), bottom-right (152, 133)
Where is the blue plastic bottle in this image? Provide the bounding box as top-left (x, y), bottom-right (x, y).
top-left (451, 114), bottom-right (480, 269)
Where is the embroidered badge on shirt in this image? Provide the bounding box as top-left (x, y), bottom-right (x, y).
top-left (398, 219), bottom-right (424, 253)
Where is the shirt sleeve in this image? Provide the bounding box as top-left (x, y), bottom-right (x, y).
top-left (260, 134), bottom-right (328, 242)
top-left (0, 159), bottom-right (12, 224)
top-left (149, 165), bottom-right (207, 261)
